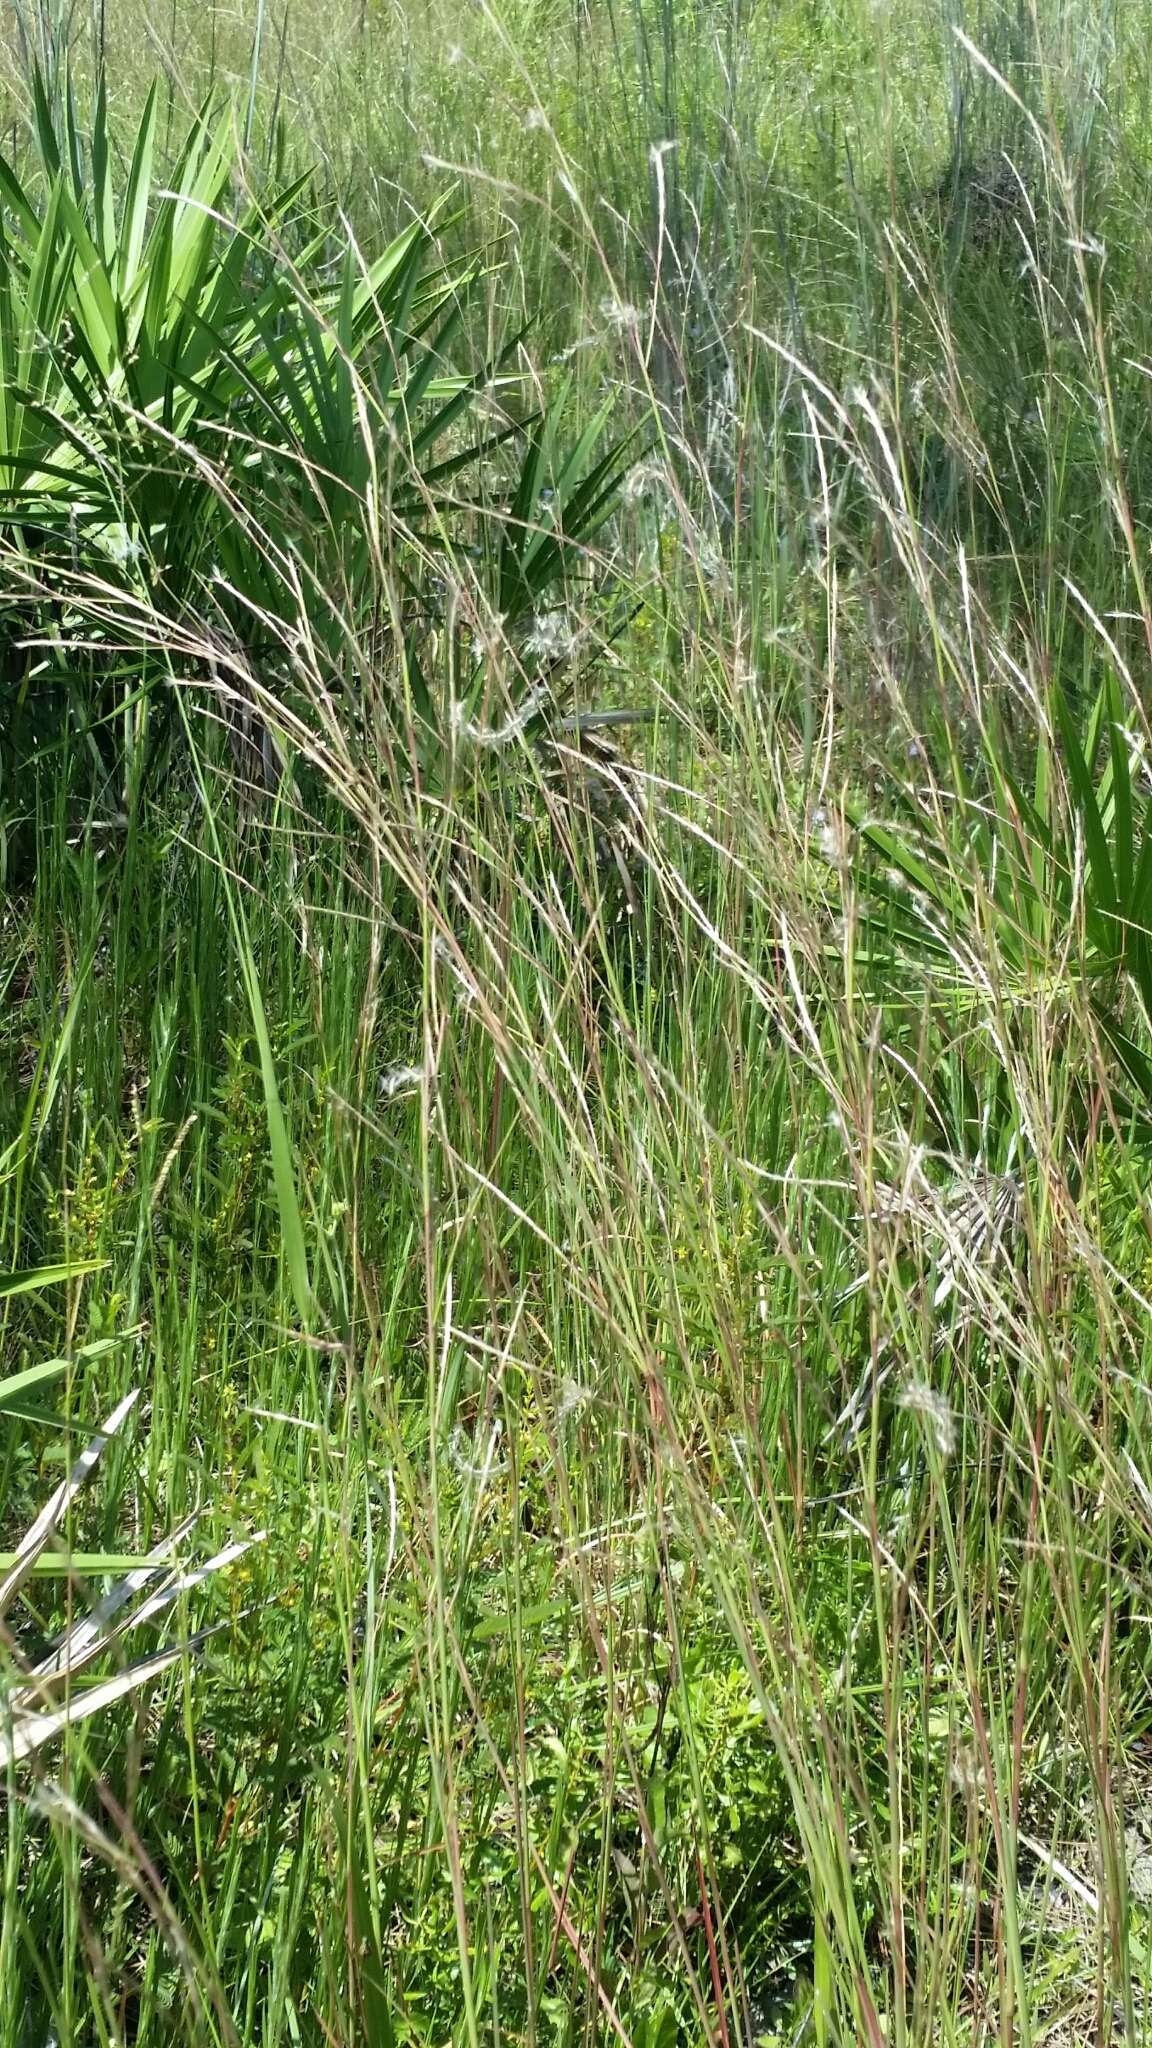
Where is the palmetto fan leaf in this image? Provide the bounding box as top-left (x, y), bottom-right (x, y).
top-left (0, 68), bottom-right (640, 791)
top-left (850, 668), bottom-right (1152, 1128)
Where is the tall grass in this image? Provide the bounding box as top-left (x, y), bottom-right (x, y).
top-left (3, 1), bottom-right (1152, 2044)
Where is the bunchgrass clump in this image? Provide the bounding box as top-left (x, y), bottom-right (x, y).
top-left (3, 3), bottom-right (1152, 2044)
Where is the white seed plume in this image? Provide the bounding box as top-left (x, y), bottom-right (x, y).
top-left (557, 1377), bottom-right (593, 1423)
top-left (623, 458), bottom-right (669, 505)
top-left (379, 1065), bottom-right (427, 1100)
top-left (450, 682), bottom-right (549, 749)
top-left (447, 1419), bottom-right (506, 1488)
top-left (949, 1744), bottom-right (985, 1796)
top-left (599, 296), bottom-right (641, 333)
top-left (898, 1379), bottom-right (956, 1457)
top-left (524, 611), bottom-right (581, 662)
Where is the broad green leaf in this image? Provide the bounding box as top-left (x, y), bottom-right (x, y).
top-left (0, 1551), bottom-right (163, 1576)
top-left (0, 153), bottom-right (41, 240)
top-left (116, 83), bottom-right (158, 300)
top-left (56, 185), bottom-right (122, 377)
top-left (1056, 684), bottom-right (1115, 919)
top-left (0, 1260), bottom-right (107, 1301)
top-left (89, 72), bottom-right (116, 266)
top-left (30, 66), bottom-right (62, 182)
top-left (0, 1336), bottom-right (125, 1414)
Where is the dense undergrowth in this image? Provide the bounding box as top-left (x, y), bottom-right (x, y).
top-left (3, 1), bottom-right (1152, 2043)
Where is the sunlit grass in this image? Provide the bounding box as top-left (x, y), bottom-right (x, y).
top-left (3, 1), bottom-right (1152, 2043)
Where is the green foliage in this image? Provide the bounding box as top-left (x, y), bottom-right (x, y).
top-left (0, 68), bottom-right (635, 805)
top-left (851, 666), bottom-right (1152, 1137)
top-left (5, 3), bottom-right (1152, 2045)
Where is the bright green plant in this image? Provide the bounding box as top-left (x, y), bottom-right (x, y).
top-left (850, 668), bottom-right (1152, 1134)
top-left (0, 69), bottom-right (637, 804)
